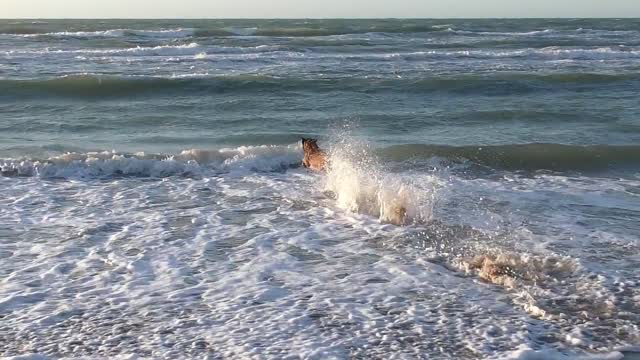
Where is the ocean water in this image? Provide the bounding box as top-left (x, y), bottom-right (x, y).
top-left (1, 18), bottom-right (639, 359)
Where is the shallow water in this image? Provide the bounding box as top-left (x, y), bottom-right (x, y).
top-left (1, 19), bottom-right (639, 359)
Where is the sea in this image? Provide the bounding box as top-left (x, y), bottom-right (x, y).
top-left (0, 19), bottom-right (639, 359)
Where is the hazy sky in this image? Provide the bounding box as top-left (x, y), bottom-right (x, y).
top-left (3, 0), bottom-right (640, 19)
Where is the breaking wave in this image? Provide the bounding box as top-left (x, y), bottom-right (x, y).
top-left (0, 145), bottom-right (302, 179)
top-left (5, 42), bottom-right (201, 56)
top-left (2, 142), bottom-right (639, 175)
top-left (2, 28), bottom-right (196, 39)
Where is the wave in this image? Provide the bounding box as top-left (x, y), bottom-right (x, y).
top-left (5, 43), bottom-right (286, 60)
top-left (2, 22), bottom-right (638, 39)
top-left (7, 44), bottom-right (639, 62)
top-left (0, 74), bottom-right (282, 98)
top-left (451, 28), bottom-right (556, 36)
top-left (391, 46), bottom-right (640, 60)
top-left (1, 72), bottom-right (637, 99)
top-left (2, 28), bottom-right (195, 39)
top-left (0, 74), bottom-right (196, 98)
top-left (155, 26), bottom-right (640, 38)
top-left (3, 143), bottom-right (633, 177)
top-left (448, 27), bottom-right (639, 38)
top-left (0, 145), bottom-right (302, 179)
top-left (126, 28), bottom-right (195, 38)
top-left (1, 24), bottom-right (456, 39)
top-left (5, 42), bottom-right (201, 57)
top-left (195, 24), bottom-right (451, 38)
top-left (379, 143), bottom-right (640, 171)
top-left (295, 46), bottom-right (640, 61)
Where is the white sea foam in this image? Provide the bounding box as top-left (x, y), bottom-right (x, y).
top-left (323, 137), bottom-right (438, 225)
top-left (127, 28), bottom-right (195, 38)
top-left (498, 345), bottom-right (625, 360)
top-left (5, 42), bottom-right (640, 65)
top-left (450, 28), bottom-right (556, 36)
top-left (0, 145), bottom-right (303, 178)
top-left (1, 140), bottom-right (638, 358)
top-left (2, 18), bottom-right (640, 358)
top-left (8, 28), bottom-right (195, 39)
top-left (5, 43), bottom-right (202, 58)
top-left (3, 43), bottom-right (290, 59)
top-left (451, 28), bottom-right (639, 37)
top-left (431, 24), bottom-right (453, 29)
top-left (386, 47), bottom-right (640, 60)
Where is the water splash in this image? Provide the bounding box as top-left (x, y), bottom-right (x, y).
top-left (322, 129), bottom-right (438, 225)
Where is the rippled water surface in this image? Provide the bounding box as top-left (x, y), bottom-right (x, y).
top-left (1, 19), bottom-right (639, 359)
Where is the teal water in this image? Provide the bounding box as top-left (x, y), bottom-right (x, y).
top-left (0, 19), bottom-right (639, 359)
top-left (1, 19), bottom-right (640, 157)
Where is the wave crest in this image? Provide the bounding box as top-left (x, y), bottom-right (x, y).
top-left (3, 28), bottom-right (195, 39)
top-left (0, 145), bottom-right (302, 179)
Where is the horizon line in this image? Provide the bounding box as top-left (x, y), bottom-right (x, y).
top-left (2, 17), bottom-right (640, 20)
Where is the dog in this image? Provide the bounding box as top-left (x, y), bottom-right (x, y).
top-left (301, 138), bottom-right (327, 171)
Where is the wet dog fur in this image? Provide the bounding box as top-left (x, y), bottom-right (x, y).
top-left (302, 138), bottom-right (327, 171)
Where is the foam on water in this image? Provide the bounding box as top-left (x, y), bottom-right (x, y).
top-left (1, 139), bottom-right (639, 358)
top-left (388, 47), bottom-right (640, 60)
top-left (5, 43), bottom-right (202, 57)
top-left (0, 145), bottom-right (303, 178)
top-left (2, 17), bottom-right (640, 358)
top-left (5, 28), bottom-right (195, 39)
top-left (7, 44), bottom-right (640, 65)
top-left (324, 135), bottom-right (438, 225)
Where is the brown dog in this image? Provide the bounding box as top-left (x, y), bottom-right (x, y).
top-left (302, 138), bottom-right (327, 171)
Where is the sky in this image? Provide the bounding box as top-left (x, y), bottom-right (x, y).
top-left (3, 0), bottom-right (640, 19)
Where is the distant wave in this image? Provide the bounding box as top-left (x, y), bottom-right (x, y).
top-left (2, 24), bottom-right (513, 39)
top-left (5, 42), bottom-right (201, 57)
top-left (451, 29), bottom-right (556, 36)
top-left (3, 25), bottom-right (637, 39)
top-left (379, 143), bottom-right (640, 171)
top-left (4, 43), bottom-right (288, 60)
top-left (447, 28), bottom-right (634, 36)
top-left (445, 27), bottom-right (638, 37)
top-left (1, 25), bottom-right (448, 38)
top-left (1, 72), bottom-right (638, 99)
top-left (389, 47), bottom-right (640, 60)
top-left (6, 44), bottom-right (639, 62)
top-left (2, 28), bottom-right (195, 39)
top-left (195, 24), bottom-right (453, 37)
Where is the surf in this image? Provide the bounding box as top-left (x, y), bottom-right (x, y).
top-left (321, 133), bottom-right (439, 225)
top-left (0, 145), bottom-right (303, 179)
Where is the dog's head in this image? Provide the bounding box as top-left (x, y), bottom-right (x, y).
top-left (301, 137), bottom-right (320, 152)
